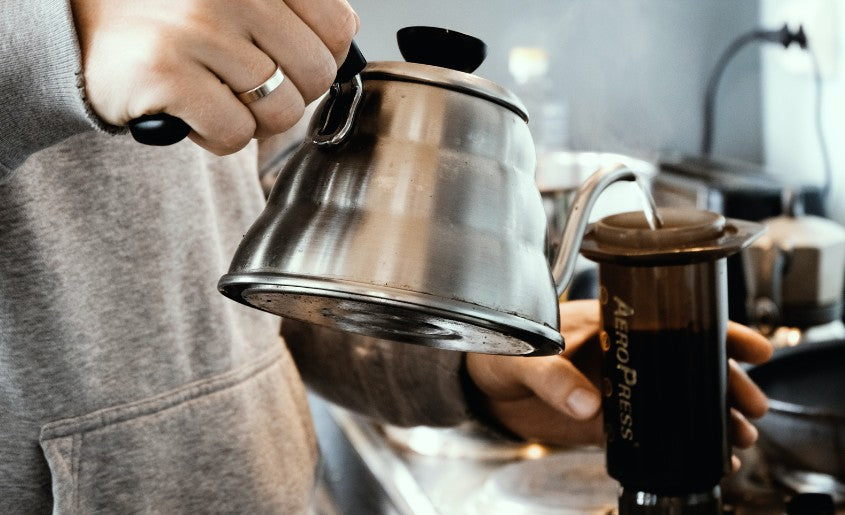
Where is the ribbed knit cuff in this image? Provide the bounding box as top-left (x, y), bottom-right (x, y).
top-left (0, 0), bottom-right (111, 177)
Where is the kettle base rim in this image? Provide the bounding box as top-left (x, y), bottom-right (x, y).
top-left (218, 273), bottom-right (563, 356)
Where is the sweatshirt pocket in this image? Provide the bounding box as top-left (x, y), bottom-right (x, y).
top-left (39, 349), bottom-right (318, 514)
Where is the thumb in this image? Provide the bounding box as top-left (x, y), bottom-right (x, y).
top-left (522, 356), bottom-right (603, 420)
top-left (466, 353), bottom-right (602, 421)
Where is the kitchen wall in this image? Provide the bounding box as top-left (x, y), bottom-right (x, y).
top-left (760, 0), bottom-right (844, 224)
top-left (349, 0), bottom-right (762, 163)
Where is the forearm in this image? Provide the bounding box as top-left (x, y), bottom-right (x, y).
top-left (283, 319), bottom-right (472, 428)
top-left (0, 0), bottom-right (102, 178)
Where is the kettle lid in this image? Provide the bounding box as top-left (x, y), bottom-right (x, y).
top-left (361, 26), bottom-right (528, 121)
top-left (751, 186), bottom-right (845, 251)
top-left (757, 214), bottom-right (845, 249)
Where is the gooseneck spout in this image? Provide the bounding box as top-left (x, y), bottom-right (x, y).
top-left (551, 164), bottom-right (642, 297)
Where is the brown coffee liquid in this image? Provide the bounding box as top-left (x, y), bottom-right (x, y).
top-left (602, 326), bottom-right (730, 495)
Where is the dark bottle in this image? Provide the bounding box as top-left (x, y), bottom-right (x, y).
top-left (580, 208), bottom-right (765, 514)
top-left (598, 261), bottom-right (730, 504)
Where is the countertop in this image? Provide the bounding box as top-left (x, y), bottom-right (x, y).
top-left (308, 393), bottom-right (844, 514)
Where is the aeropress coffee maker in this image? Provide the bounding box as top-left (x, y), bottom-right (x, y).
top-left (580, 208), bottom-right (764, 514)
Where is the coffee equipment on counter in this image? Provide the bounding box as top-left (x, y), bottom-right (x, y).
top-left (742, 192), bottom-right (845, 347)
top-left (217, 27), bottom-right (645, 356)
top-left (580, 208), bottom-right (765, 514)
top-left (652, 154), bottom-right (826, 326)
top-left (747, 339), bottom-right (845, 505)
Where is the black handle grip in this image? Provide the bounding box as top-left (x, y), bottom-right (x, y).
top-left (336, 41), bottom-right (367, 83)
top-left (129, 113), bottom-right (192, 146)
top-left (397, 26), bottom-right (486, 73)
top-left (129, 41), bottom-right (366, 146)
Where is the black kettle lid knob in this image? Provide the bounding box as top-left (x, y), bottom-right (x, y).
top-left (396, 26), bottom-right (487, 73)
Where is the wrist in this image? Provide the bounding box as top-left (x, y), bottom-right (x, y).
top-left (459, 353), bottom-right (525, 442)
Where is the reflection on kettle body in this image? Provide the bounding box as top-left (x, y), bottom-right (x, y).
top-left (219, 29), bottom-right (645, 356)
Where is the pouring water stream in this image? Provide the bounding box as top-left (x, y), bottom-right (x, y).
top-left (636, 177), bottom-right (664, 230)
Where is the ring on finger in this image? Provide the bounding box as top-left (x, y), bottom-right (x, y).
top-left (236, 66), bottom-right (285, 104)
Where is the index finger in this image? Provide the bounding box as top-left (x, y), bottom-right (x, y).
top-left (726, 321), bottom-right (773, 365)
top-left (283, 0), bottom-right (360, 64)
top-left (558, 300), bottom-right (601, 356)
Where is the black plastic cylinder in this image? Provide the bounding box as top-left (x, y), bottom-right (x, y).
top-left (598, 259), bottom-right (731, 496)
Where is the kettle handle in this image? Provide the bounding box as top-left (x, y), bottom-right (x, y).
top-left (129, 114), bottom-right (192, 146)
top-left (551, 164), bottom-right (641, 297)
top-left (311, 74), bottom-right (364, 146)
top-left (310, 42), bottom-right (367, 146)
top-left (130, 42), bottom-right (367, 146)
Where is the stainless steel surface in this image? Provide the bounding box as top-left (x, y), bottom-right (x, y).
top-left (618, 487), bottom-right (721, 514)
top-left (382, 422), bottom-right (547, 461)
top-left (361, 61), bottom-right (528, 121)
top-left (322, 402), bottom-right (618, 515)
top-left (652, 154), bottom-right (830, 327)
top-left (743, 214), bottom-right (845, 333)
top-left (238, 278), bottom-right (554, 354)
top-left (220, 59), bottom-right (644, 355)
top-left (466, 450), bottom-right (618, 515)
top-left (536, 151), bottom-right (657, 265)
top-left (312, 398), bottom-right (845, 514)
top-left (309, 394), bottom-right (403, 515)
top-left (312, 75), bottom-right (363, 146)
top-left (550, 164), bottom-right (638, 297)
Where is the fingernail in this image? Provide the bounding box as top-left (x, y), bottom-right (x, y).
top-left (566, 387), bottom-right (601, 418)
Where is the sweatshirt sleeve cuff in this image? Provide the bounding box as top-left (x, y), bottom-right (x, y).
top-left (283, 319), bottom-right (475, 428)
top-left (0, 0), bottom-right (117, 177)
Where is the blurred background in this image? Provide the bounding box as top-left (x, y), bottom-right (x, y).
top-left (308, 3), bottom-right (845, 513)
top-left (350, 0), bottom-right (842, 223)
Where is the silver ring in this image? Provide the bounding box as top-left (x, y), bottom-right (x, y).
top-left (236, 66), bottom-right (285, 104)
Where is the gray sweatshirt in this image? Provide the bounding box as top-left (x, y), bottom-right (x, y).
top-left (0, 2), bottom-right (470, 512)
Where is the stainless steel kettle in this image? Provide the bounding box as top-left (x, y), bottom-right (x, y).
top-left (218, 27), bottom-right (641, 356)
top-left (742, 192), bottom-right (845, 344)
